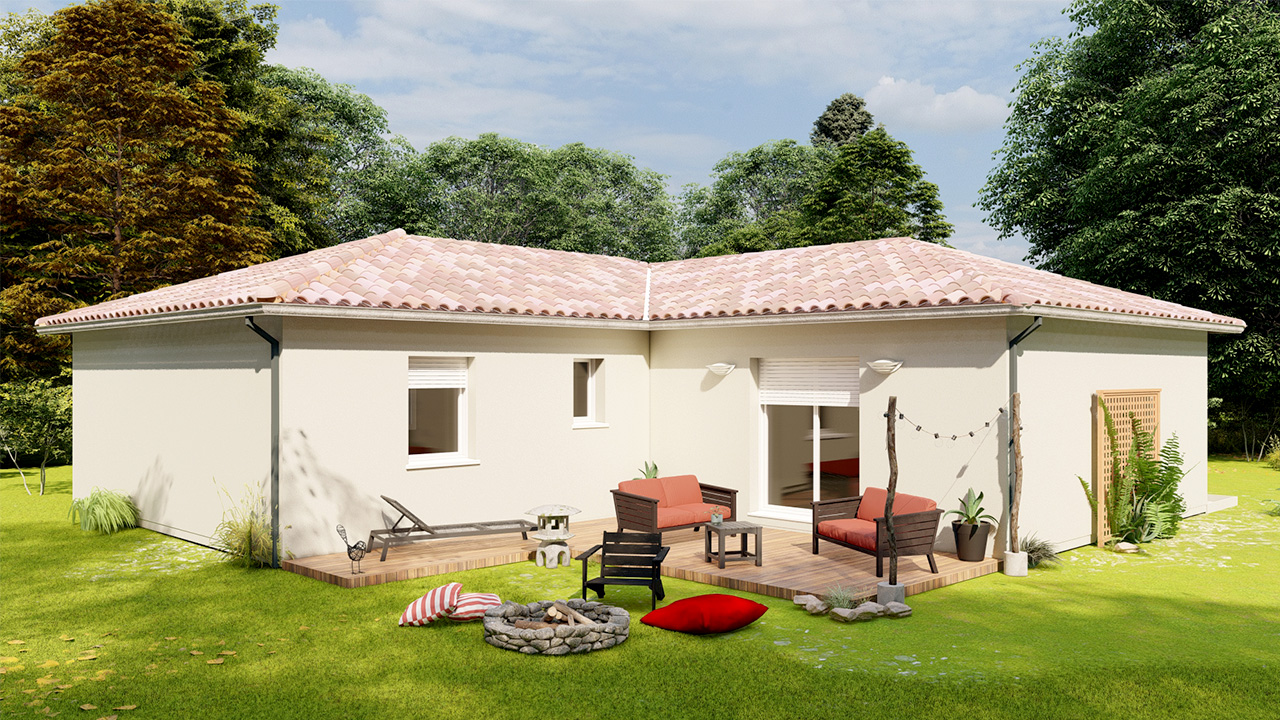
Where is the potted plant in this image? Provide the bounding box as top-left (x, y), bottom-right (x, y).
top-left (947, 488), bottom-right (997, 562)
top-left (708, 505), bottom-right (726, 525)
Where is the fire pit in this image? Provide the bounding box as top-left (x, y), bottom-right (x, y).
top-left (483, 599), bottom-right (630, 655)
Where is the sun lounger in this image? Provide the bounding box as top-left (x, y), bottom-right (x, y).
top-left (367, 495), bottom-right (536, 561)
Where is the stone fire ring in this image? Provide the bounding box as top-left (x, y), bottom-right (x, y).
top-left (483, 599), bottom-right (630, 656)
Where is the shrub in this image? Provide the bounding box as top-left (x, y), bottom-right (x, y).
top-left (1097, 403), bottom-right (1188, 545)
top-left (822, 584), bottom-right (859, 609)
top-left (68, 488), bottom-right (139, 534)
top-left (1264, 436), bottom-right (1280, 471)
top-left (213, 483), bottom-right (278, 567)
top-left (1019, 533), bottom-right (1060, 569)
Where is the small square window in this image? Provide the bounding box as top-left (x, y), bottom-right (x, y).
top-left (573, 359), bottom-right (604, 426)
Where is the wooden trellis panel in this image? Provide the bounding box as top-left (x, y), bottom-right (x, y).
top-left (1092, 389), bottom-right (1161, 546)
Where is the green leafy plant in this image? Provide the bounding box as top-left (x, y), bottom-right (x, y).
top-left (68, 487), bottom-right (139, 534)
top-left (1020, 533), bottom-right (1060, 569)
top-left (945, 488), bottom-right (997, 525)
top-left (1264, 495), bottom-right (1280, 517)
top-left (1264, 436), bottom-right (1280, 471)
top-left (1095, 402), bottom-right (1188, 546)
top-left (822, 584), bottom-right (859, 610)
top-left (213, 482), bottom-right (282, 568)
top-left (635, 461), bottom-right (659, 479)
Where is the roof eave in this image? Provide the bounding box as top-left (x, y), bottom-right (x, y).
top-left (35, 299), bottom-right (1245, 336)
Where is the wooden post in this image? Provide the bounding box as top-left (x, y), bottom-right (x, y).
top-left (1010, 392), bottom-right (1023, 552)
top-left (886, 396), bottom-right (898, 586)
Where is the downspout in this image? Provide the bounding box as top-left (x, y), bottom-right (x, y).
top-left (1006, 316), bottom-right (1043, 522)
top-left (245, 317), bottom-right (281, 569)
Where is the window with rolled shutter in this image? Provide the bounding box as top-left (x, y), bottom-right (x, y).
top-left (758, 358), bottom-right (860, 407)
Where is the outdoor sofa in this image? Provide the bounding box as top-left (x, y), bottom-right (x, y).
top-left (811, 487), bottom-right (942, 577)
top-left (612, 475), bottom-right (737, 535)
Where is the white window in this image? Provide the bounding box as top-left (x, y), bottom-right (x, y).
top-left (407, 357), bottom-right (474, 468)
top-left (573, 358), bottom-right (606, 428)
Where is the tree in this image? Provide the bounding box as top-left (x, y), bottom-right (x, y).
top-left (978, 0), bottom-right (1280, 420)
top-left (0, 378), bottom-right (72, 495)
top-left (338, 133), bottom-right (678, 262)
top-left (692, 129), bottom-right (952, 257)
top-left (0, 0), bottom-right (271, 379)
top-left (811, 93), bottom-right (874, 147)
top-left (799, 127), bottom-right (953, 246)
top-left (677, 139), bottom-right (833, 257)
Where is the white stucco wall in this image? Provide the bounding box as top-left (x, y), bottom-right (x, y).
top-left (71, 318), bottom-right (273, 545)
top-left (1013, 318), bottom-right (1210, 552)
top-left (276, 317), bottom-right (650, 557)
top-left (648, 317), bottom-right (1012, 556)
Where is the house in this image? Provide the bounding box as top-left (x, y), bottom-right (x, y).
top-left (37, 229), bottom-right (1244, 560)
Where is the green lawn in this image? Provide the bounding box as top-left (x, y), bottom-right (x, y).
top-left (2, 460), bottom-right (1279, 719)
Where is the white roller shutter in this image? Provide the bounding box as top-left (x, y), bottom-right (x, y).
top-left (408, 357), bottom-right (468, 389)
top-left (758, 358), bottom-right (859, 407)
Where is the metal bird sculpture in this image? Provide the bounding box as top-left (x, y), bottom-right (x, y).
top-left (336, 524), bottom-right (366, 574)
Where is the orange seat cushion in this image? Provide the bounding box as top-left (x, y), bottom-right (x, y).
top-left (660, 475), bottom-right (704, 507)
top-left (817, 518), bottom-right (877, 550)
top-left (656, 507), bottom-right (699, 528)
top-left (855, 487), bottom-right (936, 520)
top-left (619, 477), bottom-right (669, 507)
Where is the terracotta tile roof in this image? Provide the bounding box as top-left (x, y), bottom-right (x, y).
top-left (36, 230), bottom-right (1244, 330)
top-left (646, 236), bottom-right (1244, 327)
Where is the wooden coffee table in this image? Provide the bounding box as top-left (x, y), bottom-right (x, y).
top-left (703, 521), bottom-right (763, 569)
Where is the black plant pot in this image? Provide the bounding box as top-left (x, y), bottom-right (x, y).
top-left (952, 521), bottom-right (993, 562)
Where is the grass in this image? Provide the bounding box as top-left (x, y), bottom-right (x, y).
top-left (2, 459), bottom-right (1279, 719)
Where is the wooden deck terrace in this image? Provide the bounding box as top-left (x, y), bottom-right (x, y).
top-left (284, 516), bottom-right (1000, 599)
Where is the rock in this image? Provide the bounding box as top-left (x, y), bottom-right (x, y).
top-left (544, 644), bottom-right (571, 656)
top-left (793, 594), bottom-right (820, 607)
top-left (530, 639), bottom-right (550, 651)
top-left (565, 637), bottom-right (582, 648)
top-left (533, 627), bottom-right (555, 641)
top-left (549, 637), bottom-right (563, 647)
top-left (554, 624), bottom-right (575, 638)
top-left (1115, 541), bottom-right (1140, 553)
top-left (519, 646), bottom-right (538, 654)
top-left (851, 602), bottom-right (885, 621)
top-left (519, 629), bottom-right (536, 642)
top-left (830, 608), bottom-right (859, 623)
top-left (805, 600), bottom-right (831, 616)
top-left (883, 601), bottom-right (912, 618)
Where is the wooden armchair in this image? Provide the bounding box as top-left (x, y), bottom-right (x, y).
top-left (811, 488), bottom-right (942, 577)
top-left (577, 531), bottom-right (669, 610)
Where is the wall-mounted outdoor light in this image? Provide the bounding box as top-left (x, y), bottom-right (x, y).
top-left (867, 359), bottom-right (903, 375)
top-left (706, 362), bottom-right (736, 376)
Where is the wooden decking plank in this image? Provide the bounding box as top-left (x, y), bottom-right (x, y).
top-left (284, 516), bottom-right (999, 595)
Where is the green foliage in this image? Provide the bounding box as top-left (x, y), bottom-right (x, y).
top-left (678, 139), bottom-right (832, 257)
top-left (1098, 401), bottom-right (1189, 545)
top-left (339, 133), bottom-right (677, 262)
top-left (635, 461), bottom-right (659, 479)
top-left (1020, 533), bottom-right (1061, 569)
top-left (0, 376), bottom-right (71, 495)
top-left (212, 482), bottom-right (277, 567)
top-left (811, 93), bottom-right (874, 147)
top-left (822, 583), bottom-right (860, 609)
top-left (979, 0), bottom-right (1280, 419)
top-left (689, 129), bottom-right (952, 258)
top-left (945, 488), bottom-right (997, 525)
top-left (1260, 436), bottom-right (1280, 470)
top-left (0, 0), bottom-right (272, 384)
top-left (68, 487), bottom-right (139, 534)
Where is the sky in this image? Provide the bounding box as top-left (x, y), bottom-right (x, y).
top-left (4, 0), bottom-right (1080, 263)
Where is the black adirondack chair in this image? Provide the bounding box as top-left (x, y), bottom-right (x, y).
top-left (577, 531), bottom-right (669, 610)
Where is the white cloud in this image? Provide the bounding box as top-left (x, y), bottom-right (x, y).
top-left (945, 218), bottom-right (1030, 266)
top-left (866, 76), bottom-right (1009, 134)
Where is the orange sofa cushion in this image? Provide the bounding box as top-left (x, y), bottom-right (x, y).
top-left (660, 475), bottom-right (704, 507)
top-left (855, 487), bottom-right (937, 520)
top-left (817, 518), bottom-right (877, 550)
top-left (656, 507), bottom-right (699, 528)
top-left (619, 477), bottom-right (669, 507)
